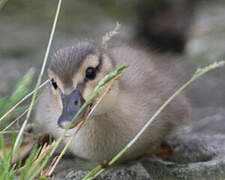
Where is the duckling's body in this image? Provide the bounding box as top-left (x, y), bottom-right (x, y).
top-left (35, 41), bottom-right (191, 163)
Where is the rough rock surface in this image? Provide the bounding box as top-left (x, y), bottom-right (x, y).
top-left (64, 163), bottom-right (150, 180)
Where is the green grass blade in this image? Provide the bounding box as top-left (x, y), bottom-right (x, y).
top-left (0, 0), bottom-right (8, 9)
top-left (20, 146), bottom-right (42, 180)
top-left (13, 0), bottom-right (62, 154)
top-left (0, 69), bottom-right (34, 120)
top-left (0, 79), bottom-right (49, 126)
top-left (0, 135), bottom-right (7, 161)
top-left (10, 69), bottom-right (35, 101)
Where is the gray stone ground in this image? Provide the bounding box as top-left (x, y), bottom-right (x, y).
top-left (1, 0), bottom-right (225, 179)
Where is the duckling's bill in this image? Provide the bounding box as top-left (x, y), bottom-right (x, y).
top-left (57, 89), bottom-right (88, 129)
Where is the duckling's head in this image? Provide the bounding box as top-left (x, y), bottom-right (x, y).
top-left (48, 41), bottom-right (118, 129)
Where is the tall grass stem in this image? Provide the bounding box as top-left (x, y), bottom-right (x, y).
top-left (0, 80), bottom-right (50, 123)
top-left (12, 0), bottom-right (62, 154)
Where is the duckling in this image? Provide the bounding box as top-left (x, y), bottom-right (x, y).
top-left (35, 40), bottom-right (191, 163)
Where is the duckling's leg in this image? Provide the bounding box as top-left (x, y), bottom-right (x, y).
top-left (100, 160), bottom-right (110, 168)
top-left (145, 140), bottom-right (173, 159)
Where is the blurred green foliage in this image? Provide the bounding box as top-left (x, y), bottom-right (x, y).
top-left (0, 69), bottom-right (34, 129)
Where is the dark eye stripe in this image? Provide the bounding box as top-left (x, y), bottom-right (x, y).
top-left (96, 54), bottom-right (102, 71)
top-left (51, 78), bottom-right (58, 90)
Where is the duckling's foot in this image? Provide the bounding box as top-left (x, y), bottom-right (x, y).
top-left (145, 140), bottom-right (174, 159)
top-left (37, 133), bottom-right (52, 147)
top-left (100, 160), bottom-right (110, 168)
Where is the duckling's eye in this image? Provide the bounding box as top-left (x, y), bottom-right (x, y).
top-left (85, 67), bottom-right (96, 80)
top-left (51, 79), bottom-right (58, 90)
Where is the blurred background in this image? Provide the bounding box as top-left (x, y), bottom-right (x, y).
top-left (0, 0), bottom-right (225, 124)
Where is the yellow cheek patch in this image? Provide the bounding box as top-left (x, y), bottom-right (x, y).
top-left (52, 90), bottom-right (63, 110)
top-left (82, 73), bottom-right (105, 100)
top-left (101, 54), bottom-right (114, 73)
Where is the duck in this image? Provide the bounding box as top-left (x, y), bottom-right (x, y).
top-left (35, 40), bottom-right (191, 163)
